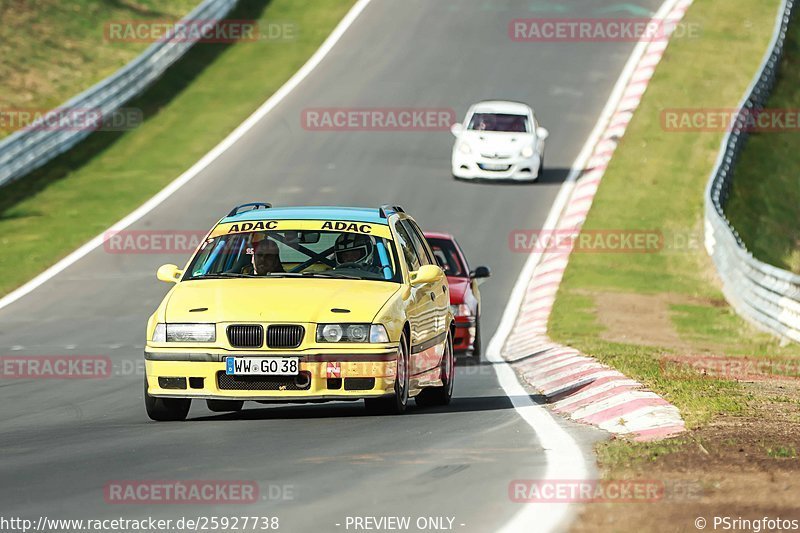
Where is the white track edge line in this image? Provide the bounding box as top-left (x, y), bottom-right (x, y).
top-left (0, 0), bottom-right (374, 312)
top-left (489, 0), bottom-right (680, 531)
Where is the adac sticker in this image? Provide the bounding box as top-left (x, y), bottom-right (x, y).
top-left (326, 362), bottom-right (341, 378)
top-left (226, 220), bottom-right (278, 233)
top-left (321, 221), bottom-right (372, 234)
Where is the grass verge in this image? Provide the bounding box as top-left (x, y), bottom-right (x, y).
top-left (0, 0), bottom-right (356, 297)
top-left (725, 17), bottom-right (800, 273)
top-left (0, 0), bottom-right (198, 137)
top-left (549, 0), bottom-right (800, 453)
top-left (553, 2), bottom-right (800, 528)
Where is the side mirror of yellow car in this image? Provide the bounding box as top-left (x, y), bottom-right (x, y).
top-left (411, 264), bottom-right (444, 286)
top-left (157, 264), bottom-right (183, 283)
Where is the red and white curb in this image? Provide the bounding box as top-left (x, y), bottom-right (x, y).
top-left (501, 0), bottom-right (693, 442)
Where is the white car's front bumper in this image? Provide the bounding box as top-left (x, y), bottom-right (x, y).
top-left (451, 152), bottom-right (542, 181)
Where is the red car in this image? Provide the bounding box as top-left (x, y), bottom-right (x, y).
top-left (424, 232), bottom-right (490, 359)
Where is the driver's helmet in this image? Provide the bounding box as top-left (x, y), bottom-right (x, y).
top-left (334, 233), bottom-right (375, 265)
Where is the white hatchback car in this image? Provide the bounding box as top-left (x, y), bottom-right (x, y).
top-left (451, 101), bottom-right (548, 181)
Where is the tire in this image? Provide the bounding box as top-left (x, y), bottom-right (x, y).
top-left (206, 399), bottom-right (244, 413)
top-left (536, 154), bottom-right (544, 179)
top-left (472, 315), bottom-right (482, 362)
top-left (415, 333), bottom-right (454, 407)
top-left (144, 376), bottom-right (190, 421)
top-left (365, 333), bottom-right (409, 415)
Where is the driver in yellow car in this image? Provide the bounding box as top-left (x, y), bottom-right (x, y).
top-left (334, 233), bottom-right (381, 274)
top-left (243, 236), bottom-right (285, 275)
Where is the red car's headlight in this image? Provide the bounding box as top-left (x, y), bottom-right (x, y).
top-left (449, 304), bottom-right (471, 317)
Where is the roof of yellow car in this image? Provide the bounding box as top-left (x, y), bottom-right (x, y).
top-left (220, 205), bottom-right (395, 225)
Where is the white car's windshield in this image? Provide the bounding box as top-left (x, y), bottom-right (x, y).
top-left (467, 113), bottom-right (529, 132)
top-left (186, 229), bottom-right (400, 282)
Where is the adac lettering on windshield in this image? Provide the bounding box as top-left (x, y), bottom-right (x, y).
top-left (210, 219), bottom-right (391, 239)
top-left (320, 221), bottom-right (372, 234)
top-left (225, 220), bottom-right (278, 233)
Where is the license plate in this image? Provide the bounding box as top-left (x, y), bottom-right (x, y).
top-left (481, 163), bottom-right (509, 170)
top-left (225, 357), bottom-right (300, 376)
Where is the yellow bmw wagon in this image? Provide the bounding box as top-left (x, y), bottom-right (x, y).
top-left (144, 204), bottom-right (454, 421)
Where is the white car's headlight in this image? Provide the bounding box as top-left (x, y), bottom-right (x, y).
top-left (316, 324), bottom-right (390, 343)
top-left (152, 323), bottom-right (216, 342)
top-left (458, 141), bottom-right (472, 154)
top-left (521, 145), bottom-right (535, 158)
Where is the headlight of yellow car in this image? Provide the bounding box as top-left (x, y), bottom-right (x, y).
top-left (152, 323), bottom-right (216, 342)
top-left (316, 324), bottom-right (389, 343)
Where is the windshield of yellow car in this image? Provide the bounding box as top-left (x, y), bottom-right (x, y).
top-left (185, 229), bottom-right (400, 282)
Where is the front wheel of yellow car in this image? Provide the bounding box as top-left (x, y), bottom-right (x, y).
top-left (365, 332), bottom-right (409, 415)
top-left (144, 377), bottom-right (191, 421)
top-left (415, 332), bottom-right (454, 407)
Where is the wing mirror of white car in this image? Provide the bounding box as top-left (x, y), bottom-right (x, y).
top-left (411, 264), bottom-right (444, 286)
top-left (450, 122), bottom-right (464, 136)
top-left (157, 263), bottom-right (183, 283)
top-left (536, 127), bottom-right (550, 140)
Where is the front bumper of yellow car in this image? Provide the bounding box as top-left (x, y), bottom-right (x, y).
top-left (144, 347), bottom-right (398, 401)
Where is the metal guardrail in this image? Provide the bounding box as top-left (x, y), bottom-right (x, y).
top-left (0, 0), bottom-right (238, 187)
top-left (704, 0), bottom-right (800, 343)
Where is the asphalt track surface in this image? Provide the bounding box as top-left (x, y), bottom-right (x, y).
top-left (0, 0), bottom-right (662, 531)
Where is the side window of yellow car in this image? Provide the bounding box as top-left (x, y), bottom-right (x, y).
top-left (402, 220), bottom-right (435, 266)
top-left (393, 221), bottom-right (421, 273)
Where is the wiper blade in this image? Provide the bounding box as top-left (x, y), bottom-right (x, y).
top-left (302, 272), bottom-right (361, 280)
top-left (191, 272), bottom-right (256, 279)
top-left (190, 272), bottom-right (361, 280)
